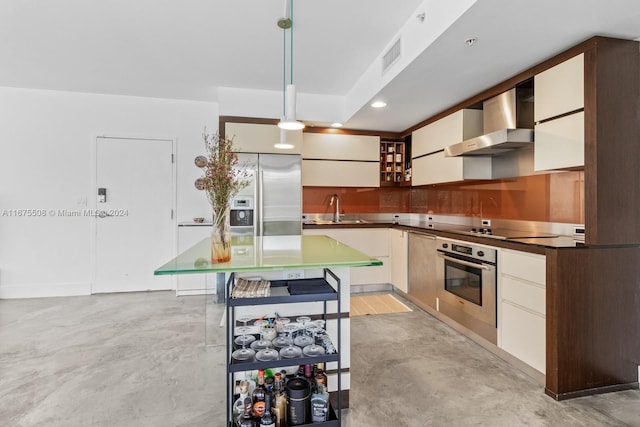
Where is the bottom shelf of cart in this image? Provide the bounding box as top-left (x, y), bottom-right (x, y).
top-left (228, 403), bottom-right (340, 426)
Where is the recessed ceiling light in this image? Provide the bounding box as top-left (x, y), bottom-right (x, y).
top-left (331, 122), bottom-right (343, 128)
top-left (371, 101), bottom-right (387, 108)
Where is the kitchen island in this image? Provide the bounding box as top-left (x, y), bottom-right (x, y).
top-left (155, 234), bottom-right (382, 423)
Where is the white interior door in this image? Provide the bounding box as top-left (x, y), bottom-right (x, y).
top-left (94, 137), bottom-right (174, 293)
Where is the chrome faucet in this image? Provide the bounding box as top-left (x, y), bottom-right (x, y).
top-left (329, 194), bottom-right (340, 222)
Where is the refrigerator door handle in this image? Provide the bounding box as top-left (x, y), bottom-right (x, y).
top-left (256, 170), bottom-right (263, 236)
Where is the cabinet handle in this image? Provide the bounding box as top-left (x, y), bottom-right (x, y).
top-left (437, 253), bottom-right (491, 270)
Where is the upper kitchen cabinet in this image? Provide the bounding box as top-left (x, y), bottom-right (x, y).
top-left (225, 122), bottom-right (303, 154)
top-left (534, 54), bottom-right (585, 171)
top-left (302, 132), bottom-right (380, 187)
top-left (411, 109), bottom-right (485, 185)
top-left (412, 109), bottom-right (483, 157)
top-left (534, 112), bottom-right (584, 170)
top-left (534, 54), bottom-right (584, 122)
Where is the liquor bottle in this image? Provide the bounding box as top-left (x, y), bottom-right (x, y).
top-left (311, 363), bottom-right (329, 422)
top-left (259, 394), bottom-right (276, 427)
top-left (252, 369), bottom-right (267, 418)
top-left (239, 397), bottom-right (256, 427)
top-left (310, 386), bottom-right (329, 422)
top-left (233, 380), bottom-right (251, 423)
top-left (314, 363), bottom-right (328, 391)
top-left (304, 364), bottom-right (313, 381)
top-left (265, 377), bottom-right (275, 400)
top-left (272, 373), bottom-right (287, 427)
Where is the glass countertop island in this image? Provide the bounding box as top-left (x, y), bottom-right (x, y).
top-left (154, 234), bottom-right (382, 275)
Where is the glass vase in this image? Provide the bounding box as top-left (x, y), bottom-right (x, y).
top-left (211, 206), bottom-right (231, 263)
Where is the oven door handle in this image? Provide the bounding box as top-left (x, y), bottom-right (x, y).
top-left (437, 252), bottom-right (491, 270)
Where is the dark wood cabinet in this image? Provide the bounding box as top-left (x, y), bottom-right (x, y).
top-left (545, 37), bottom-right (640, 400)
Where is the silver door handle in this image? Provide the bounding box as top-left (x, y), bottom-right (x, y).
top-left (257, 170), bottom-right (263, 236)
top-left (437, 253), bottom-right (491, 270)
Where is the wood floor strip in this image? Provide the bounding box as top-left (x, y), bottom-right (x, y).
top-left (350, 294), bottom-right (411, 316)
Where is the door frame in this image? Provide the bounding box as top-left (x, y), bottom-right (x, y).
top-left (90, 134), bottom-right (177, 294)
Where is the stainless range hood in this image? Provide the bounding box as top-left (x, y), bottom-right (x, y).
top-left (445, 87), bottom-right (534, 157)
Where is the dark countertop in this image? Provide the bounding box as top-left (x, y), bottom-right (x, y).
top-left (303, 220), bottom-right (586, 252)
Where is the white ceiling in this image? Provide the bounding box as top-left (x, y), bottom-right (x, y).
top-left (1, 0), bottom-right (639, 133)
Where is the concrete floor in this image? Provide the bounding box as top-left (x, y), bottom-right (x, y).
top-left (1, 291), bottom-right (640, 427)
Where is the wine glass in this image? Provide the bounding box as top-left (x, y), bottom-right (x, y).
top-left (232, 326), bottom-right (256, 361)
top-left (232, 317), bottom-right (256, 362)
top-left (294, 316), bottom-right (314, 347)
top-left (302, 324), bottom-right (326, 356)
top-left (234, 316), bottom-right (256, 345)
top-left (272, 318), bottom-right (293, 349)
top-left (250, 324), bottom-right (274, 350)
top-left (279, 323), bottom-right (302, 359)
top-left (256, 347), bottom-right (279, 361)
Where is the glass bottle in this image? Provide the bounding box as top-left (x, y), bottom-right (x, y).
top-left (304, 364), bottom-right (313, 381)
top-left (310, 381), bottom-right (329, 422)
top-left (259, 394), bottom-right (276, 427)
top-left (252, 369), bottom-right (267, 418)
top-left (233, 380), bottom-right (251, 423)
top-left (238, 397), bottom-right (256, 427)
top-left (272, 373), bottom-right (287, 427)
top-left (314, 363), bottom-right (328, 391)
top-left (311, 363), bottom-right (329, 422)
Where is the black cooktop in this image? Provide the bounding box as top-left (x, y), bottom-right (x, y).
top-left (444, 227), bottom-right (559, 240)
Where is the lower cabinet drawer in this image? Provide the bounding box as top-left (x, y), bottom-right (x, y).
top-left (501, 275), bottom-right (546, 315)
top-left (500, 300), bottom-right (546, 374)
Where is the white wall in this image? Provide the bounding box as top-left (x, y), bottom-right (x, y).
top-left (217, 86), bottom-right (345, 125)
top-left (0, 87), bottom-right (218, 298)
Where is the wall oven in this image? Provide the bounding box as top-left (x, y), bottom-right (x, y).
top-left (436, 237), bottom-right (497, 344)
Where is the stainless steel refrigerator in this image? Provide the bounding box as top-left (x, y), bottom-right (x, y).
top-left (230, 153), bottom-right (302, 237)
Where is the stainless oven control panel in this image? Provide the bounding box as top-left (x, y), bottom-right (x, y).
top-left (437, 238), bottom-right (497, 264)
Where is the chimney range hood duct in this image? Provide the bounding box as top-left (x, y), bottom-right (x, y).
top-left (445, 86), bottom-right (534, 157)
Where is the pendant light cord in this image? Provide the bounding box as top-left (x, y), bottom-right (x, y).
top-left (290, 0), bottom-right (294, 85)
top-left (282, 23), bottom-right (287, 116)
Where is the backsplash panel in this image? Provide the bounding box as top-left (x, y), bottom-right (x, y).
top-left (302, 186), bottom-right (411, 214)
top-left (410, 171), bottom-right (584, 223)
top-left (302, 171), bottom-right (584, 224)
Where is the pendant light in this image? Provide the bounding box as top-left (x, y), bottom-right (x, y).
top-left (274, 128), bottom-right (294, 149)
top-left (277, 0), bottom-right (305, 130)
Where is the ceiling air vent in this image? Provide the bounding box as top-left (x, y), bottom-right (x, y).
top-left (382, 38), bottom-right (401, 73)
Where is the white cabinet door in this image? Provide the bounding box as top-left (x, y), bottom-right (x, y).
top-left (303, 228), bottom-right (389, 286)
top-left (301, 133), bottom-right (380, 187)
top-left (501, 250), bottom-right (546, 284)
top-left (225, 122), bottom-right (303, 154)
top-left (499, 249), bottom-right (546, 374)
top-left (412, 110), bottom-right (483, 157)
top-left (501, 301), bottom-right (546, 373)
top-left (534, 111), bottom-right (584, 171)
top-left (302, 160), bottom-right (380, 187)
top-left (302, 133), bottom-right (379, 161)
top-left (412, 152), bottom-right (463, 186)
top-left (534, 53), bottom-right (584, 122)
top-left (389, 228), bottom-right (408, 292)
